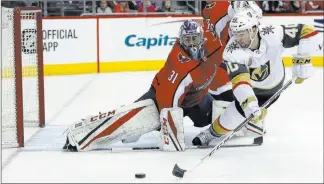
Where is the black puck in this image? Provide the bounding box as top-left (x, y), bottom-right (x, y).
top-left (172, 164), bottom-right (186, 178)
top-left (135, 173), bottom-right (146, 179)
top-left (253, 136), bottom-right (263, 145)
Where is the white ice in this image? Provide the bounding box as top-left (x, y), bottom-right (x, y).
top-left (2, 68), bottom-right (323, 183)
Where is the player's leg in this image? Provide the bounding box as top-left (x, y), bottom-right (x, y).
top-left (135, 85), bottom-right (158, 104)
top-left (192, 100), bottom-right (244, 146)
top-left (209, 62), bottom-right (235, 122)
top-left (184, 93), bottom-right (214, 128)
top-left (192, 94), bottom-right (280, 146)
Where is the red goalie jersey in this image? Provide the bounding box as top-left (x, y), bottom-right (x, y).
top-left (152, 40), bottom-right (216, 111)
top-left (151, 2), bottom-right (233, 111)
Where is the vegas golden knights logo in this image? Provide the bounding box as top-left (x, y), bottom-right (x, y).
top-left (250, 61), bottom-right (270, 82)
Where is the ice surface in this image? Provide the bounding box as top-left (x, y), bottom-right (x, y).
top-left (2, 68), bottom-right (323, 183)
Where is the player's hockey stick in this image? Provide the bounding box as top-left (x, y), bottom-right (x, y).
top-left (172, 75), bottom-right (297, 178)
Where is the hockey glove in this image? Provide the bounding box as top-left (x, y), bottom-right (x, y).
top-left (292, 55), bottom-right (314, 84)
top-left (241, 96), bottom-right (267, 124)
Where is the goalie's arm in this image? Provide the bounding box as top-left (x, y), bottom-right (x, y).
top-left (155, 69), bottom-right (193, 111)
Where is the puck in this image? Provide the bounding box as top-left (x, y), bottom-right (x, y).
top-left (135, 173), bottom-right (146, 179)
top-left (253, 136), bottom-right (263, 145)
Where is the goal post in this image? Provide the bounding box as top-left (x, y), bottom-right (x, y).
top-left (1, 6), bottom-right (45, 148)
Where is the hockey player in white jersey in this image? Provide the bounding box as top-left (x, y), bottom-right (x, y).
top-left (192, 9), bottom-right (319, 146)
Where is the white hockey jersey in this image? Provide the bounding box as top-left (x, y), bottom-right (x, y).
top-left (222, 23), bottom-right (318, 101)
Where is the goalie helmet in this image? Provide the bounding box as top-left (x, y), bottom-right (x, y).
top-left (179, 20), bottom-right (205, 60)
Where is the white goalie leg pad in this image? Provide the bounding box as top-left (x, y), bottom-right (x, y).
top-left (212, 100), bottom-right (231, 123)
top-left (121, 134), bottom-right (142, 144)
top-left (159, 107), bottom-right (185, 152)
top-left (66, 99), bottom-right (160, 151)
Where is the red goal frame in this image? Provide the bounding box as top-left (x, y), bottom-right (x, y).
top-left (12, 6), bottom-right (45, 147)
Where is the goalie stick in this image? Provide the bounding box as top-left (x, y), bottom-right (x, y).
top-left (172, 75), bottom-right (297, 178)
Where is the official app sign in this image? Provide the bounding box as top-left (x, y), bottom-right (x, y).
top-left (42, 19), bottom-right (97, 64)
top-left (42, 29), bottom-right (78, 52)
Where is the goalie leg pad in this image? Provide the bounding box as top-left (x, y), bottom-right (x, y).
top-left (159, 107), bottom-right (185, 152)
top-left (66, 99), bottom-right (160, 151)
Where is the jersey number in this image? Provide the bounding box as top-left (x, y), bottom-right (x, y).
top-left (168, 70), bottom-right (178, 83)
top-left (226, 62), bottom-right (239, 74)
top-left (284, 24), bottom-right (299, 38)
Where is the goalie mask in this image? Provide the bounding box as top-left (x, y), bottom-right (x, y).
top-left (179, 20), bottom-right (205, 60)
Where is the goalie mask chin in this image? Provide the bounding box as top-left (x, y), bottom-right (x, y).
top-left (186, 44), bottom-right (205, 60)
top-left (179, 20), bottom-right (206, 60)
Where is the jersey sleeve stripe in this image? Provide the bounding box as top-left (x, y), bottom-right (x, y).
top-left (233, 81), bottom-right (252, 91)
top-left (301, 29), bottom-right (318, 39)
top-left (172, 74), bottom-right (193, 107)
top-left (231, 73), bottom-right (252, 90)
top-left (300, 25), bottom-right (318, 38)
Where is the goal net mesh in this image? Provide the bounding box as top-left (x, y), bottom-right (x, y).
top-left (1, 7), bottom-right (41, 147)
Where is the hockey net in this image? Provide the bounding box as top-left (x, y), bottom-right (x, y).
top-left (1, 6), bottom-right (45, 148)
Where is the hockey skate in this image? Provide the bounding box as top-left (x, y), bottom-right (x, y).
top-left (192, 126), bottom-right (223, 146)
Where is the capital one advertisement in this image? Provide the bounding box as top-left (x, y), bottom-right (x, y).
top-left (99, 16), bottom-right (322, 63)
top-left (99, 17), bottom-right (201, 62)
